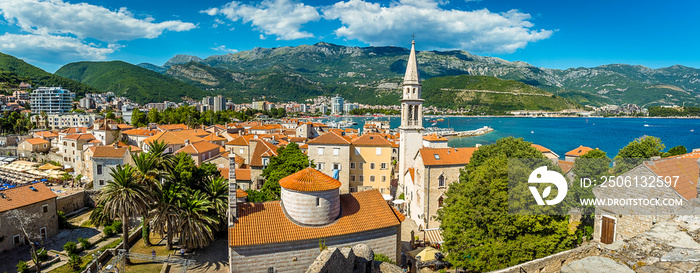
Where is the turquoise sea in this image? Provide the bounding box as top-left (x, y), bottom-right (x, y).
top-left (331, 116), bottom-right (700, 159)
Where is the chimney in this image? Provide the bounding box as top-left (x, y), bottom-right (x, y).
top-left (229, 154), bottom-right (238, 226)
top-left (185, 139), bottom-right (190, 145)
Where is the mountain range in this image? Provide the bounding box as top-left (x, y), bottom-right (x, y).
top-left (0, 42), bottom-right (698, 109)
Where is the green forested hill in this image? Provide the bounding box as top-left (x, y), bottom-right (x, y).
top-left (0, 52), bottom-right (100, 96)
top-left (56, 61), bottom-right (209, 104)
top-left (422, 75), bottom-right (580, 114)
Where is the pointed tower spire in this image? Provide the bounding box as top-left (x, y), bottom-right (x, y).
top-left (403, 39), bottom-right (420, 85)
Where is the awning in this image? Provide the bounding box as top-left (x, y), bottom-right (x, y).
top-left (392, 199), bottom-right (406, 204)
top-left (424, 228), bottom-right (444, 244)
top-left (382, 194), bottom-right (393, 201)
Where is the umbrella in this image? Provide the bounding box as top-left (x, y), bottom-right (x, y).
top-left (41, 179), bottom-right (48, 182)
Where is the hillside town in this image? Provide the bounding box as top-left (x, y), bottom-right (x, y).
top-left (0, 40), bottom-right (698, 273)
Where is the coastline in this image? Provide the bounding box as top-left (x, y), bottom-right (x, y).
top-left (322, 115), bottom-right (700, 119)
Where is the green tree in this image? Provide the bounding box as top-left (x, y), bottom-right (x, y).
top-left (203, 176), bottom-right (229, 228)
top-left (253, 143), bottom-right (312, 201)
top-left (613, 136), bottom-right (665, 174)
top-left (663, 145), bottom-right (687, 157)
top-left (99, 164), bottom-right (150, 263)
top-left (147, 108), bottom-right (161, 124)
top-left (571, 149), bottom-right (610, 215)
top-left (437, 137), bottom-right (576, 271)
top-left (177, 190), bottom-right (219, 249)
top-left (131, 108), bottom-right (147, 127)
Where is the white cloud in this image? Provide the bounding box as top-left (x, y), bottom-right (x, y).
top-left (0, 0), bottom-right (196, 42)
top-left (323, 0), bottom-right (552, 53)
top-left (0, 33), bottom-right (119, 62)
top-left (203, 0), bottom-right (320, 40)
top-left (211, 45), bottom-right (238, 53)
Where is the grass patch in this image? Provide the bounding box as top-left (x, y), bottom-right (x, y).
top-left (123, 234), bottom-right (173, 273)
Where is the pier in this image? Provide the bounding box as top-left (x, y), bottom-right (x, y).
top-left (424, 126), bottom-right (493, 139)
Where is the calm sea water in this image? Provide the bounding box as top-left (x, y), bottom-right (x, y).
top-left (331, 116), bottom-right (700, 159)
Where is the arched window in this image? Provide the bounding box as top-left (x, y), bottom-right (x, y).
top-left (438, 196), bottom-right (444, 208)
top-left (438, 174), bottom-right (446, 188)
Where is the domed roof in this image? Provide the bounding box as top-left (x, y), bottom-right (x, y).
top-left (279, 167), bottom-right (341, 192)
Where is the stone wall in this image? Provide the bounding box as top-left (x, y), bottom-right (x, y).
top-left (423, 164), bottom-right (462, 230)
top-left (489, 245), bottom-right (600, 273)
top-left (230, 226), bottom-right (399, 273)
top-left (280, 188), bottom-right (340, 226)
top-left (56, 191), bottom-right (88, 215)
top-left (0, 198), bottom-right (58, 253)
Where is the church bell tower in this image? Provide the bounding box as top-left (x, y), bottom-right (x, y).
top-left (398, 39), bottom-right (424, 188)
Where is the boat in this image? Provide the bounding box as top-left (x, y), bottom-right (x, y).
top-left (531, 130), bottom-right (534, 134)
top-left (644, 124), bottom-right (650, 127)
top-left (437, 118), bottom-right (445, 121)
top-left (431, 122), bottom-right (437, 126)
top-left (692, 129), bottom-right (695, 132)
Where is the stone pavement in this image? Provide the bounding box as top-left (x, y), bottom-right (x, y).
top-left (171, 236), bottom-right (230, 273)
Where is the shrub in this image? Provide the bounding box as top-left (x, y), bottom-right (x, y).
top-left (398, 193), bottom-right (405, 200)
top-left (78, 237), bottom-right (90, 250)
top-left (17, 260), bottom-right (29, 273)
top-left (68, 254), bottom-right (82, 271)
top-left (374, 253), bottom-right (395, 264)
top-left (103, 226), bottom-right (116, 237)
top-left (57, 211), bottom-right (70, 229)
top-left (63, 241), bottom-right (78, 255)
top-left (37, 249), bottom-right (49, 261)
top-left (111, 220), bottom-right (123, 233)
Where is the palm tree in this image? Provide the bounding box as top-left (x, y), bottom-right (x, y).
top-left (177, 190), bottom-right (219, 249)
top-left (150, 180), bottom-right (182, 250)
top-left (203, 176), bottom-right (228, 229)
top-left (131, 152), bottom-right (159, 246)
top-left (99, 164), bottom-right (150, 263)
top-left (88, 200), bottom-right (112, 227)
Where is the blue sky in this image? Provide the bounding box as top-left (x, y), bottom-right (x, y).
top-left (0, 0), bottom-right (698, 72)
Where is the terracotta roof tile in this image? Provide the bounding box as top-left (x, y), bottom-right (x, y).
top-left (144, 131), bottom-right (205, 146)
top-left (64, 133), bottom-right (96, 141)
top-left (157, 124), bottom-right (188, 131)
top-left (351, 133), bottom-right (392, 146)
top-left (122, 128), bottom-right (157, 137)
top-left (60, 127), bottom-right (87, 134)
top-left (225, 135), bottom-right (252, 146)
top-left (236, 169), bottom-right (251, 181)
top-left (250, 139), bottom-right (278, 167)
top-left (34, 131), bottom-right (58, 138)
top-left (423, 134), bottom-right (448, 142)
top-left (532, 144), bottom-right (552, 153)
top-left (279, 167), bottom-right (341, 192)
top-left (419, 147), bottom-right (477, 166)
top-left (117, 124), bottom-right (134, 130)
top-left (176, 141), bottom-right (221, 155)
top-left (24, 138), bottom-right (50, 145)
top-left (0, 183), bottom-right (57, 213)
top-left (228, 189), bottom-right (402, 246)
top-left (93, 145), bottom-right (129, 158)
top-left (645, 158), bottom-right (698, 200)
top-left (565, 145), bottom-right (593, 156)
top-left (307, 132), bottom-right (351, 145)
top-left (558, 160), bottom-right (574, 174)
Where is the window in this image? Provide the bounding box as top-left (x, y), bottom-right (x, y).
top-left (350, 187), bottom-right (357, 192)
top-left (99, 180), bottom-right (104, 186)
top-left (370, 175), bottom-right (375, 182)
top-left (351, 175), bottom-right (356, 182)
top-left (370, 163), bottom-right (375, 169)
top-left (434, 154), bottom-right (440, 160)
top-left (381, 163), bottom-right (387, 170)
top-left (262, 158), bottom-right (269, 166)
top-left (376, 148), bottom-right (382, 155)
top-left (333, 163), bottom-right (341, 170)
top-left (359, 175), bottom-right (364, 182)
top-left (359, 162), bottom-right (364, 169)
top-left (439, 175), bottom-right (446, 188)
top-left (382, 175), bottom-right (387, 182)
top-left (239, 148), bottom-right (244, 154)
top-left (96, 165), bottom-right (103, 175)
top-left (72, 143), bottom-right (75, 147)
top-left (380, 188), bottom-right (386, 194)
top-left (316, 197), bottom-right (320, 207)
top-left (40, 227), bottom-right (47, 239)
top-left (350, 162), bottom-right (356, 169)
top-left (42, 204), bottom-right (48, 213)
top-left (354, 147), bottom-right (360, 155)
top-left (438, 196), bottom-right (444, 208)
top-left (317, 162), bottom-right (325, 170)
top-left (13, 235), bottom-right (20, 245)
top-left (333, 148), bottom-right (340, 156)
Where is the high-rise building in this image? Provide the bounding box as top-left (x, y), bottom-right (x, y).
top-left (344, 103), bottom-right (358, 114)
top-left (79, 97), bottom-right (94, 109)
top-left (331, 95), bottom-right (344, 115)
top-left (30, 87), bottom-right (75, 114)
top-left (213, 95), bottom-right (225, 112)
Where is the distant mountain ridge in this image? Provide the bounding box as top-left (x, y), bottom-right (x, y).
top-left (0, 52), bottom-right (100, 97)
top-left (55, 61), bottom-right (209, 104)
top-left (162, 42), bottom-right (700, 107)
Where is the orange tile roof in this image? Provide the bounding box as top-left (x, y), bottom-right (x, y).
top-left (558, 160), bottom-right (574, 174)
top-left (60, 127), bottom-right (87, 134)
top-left (250, 124), bottom-right (282, 131)
top-left (236, 189), bottom-right (248, 198)
top-left (0, 183), bottom-right (57, 213)
top-left (419, 147), bottom-right (478, 166)
top-left (250, 139), bottom-right (278, 167)
top-left (117, 124), bottom-right (134, 130)
top-left (176, 141), bottom-right (221, 154)
top-left (64, 133), bottom-right (96, 141)
top-left (645, 158), bottom-right (698, 200)
top-left (23, 138), bottom-right (50, 145)
top-left (92, 145), bottom-right (129, 158)
top-left (308, 132), bottom-right (351, 145)
top-left (225, 135), bottom-right (252, 146)
top-left (204, 134), bottom-right (227, 142)
top-left (144, 131), bottom-right (205, 146)
top-left (391, 206), bottom-right (406, 222)
top-left (352, 133), bottom-right (392, 146)
top-left (34, 131), bottom-right (58, 138)
top-left (279, 167), bottom-right (341, 192)
top-left (157, 124), bottom-right (188, 131)
top-left (532, 144), bottom-right (552, 153)
top-left (122, 128), bottom-right (157, 137)
top-left (228, 189), bottom-right (402, 247)
top-left (288, 137), bottom-right (307, 143)
top-left (236, 168), bottom-right (251, 181)
top-left (423, 134), bottom-right (448, 142)
top-left (181, 129), bottom-right (211, 138)
top-left (565, 145), bottom-right (593, 156)
top-left (677, 151), bottom-right (700, 159)
top-left (407, 167), bottom-right (415, 183)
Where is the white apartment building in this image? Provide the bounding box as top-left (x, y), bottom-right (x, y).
top-left (30, 87), bottom-right (75, 114)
